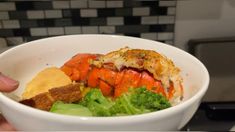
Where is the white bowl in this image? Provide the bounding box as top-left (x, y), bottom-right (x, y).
top-left (0, 35), bottom-right (209, 131)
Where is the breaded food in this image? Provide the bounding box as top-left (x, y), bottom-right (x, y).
top-left (22, 67), bottom-right (72, 99)
top-left (20, 83), bottom-right (82, 111)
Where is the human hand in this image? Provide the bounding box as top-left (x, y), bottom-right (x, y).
top-left (0, 72), bottom-right (19, 131)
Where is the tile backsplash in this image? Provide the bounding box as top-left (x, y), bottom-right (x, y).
top-left (0, 0), bottom-right (176, 46)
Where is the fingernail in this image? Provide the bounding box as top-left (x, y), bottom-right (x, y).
top-left (0, 73), bottom-right (19, 91)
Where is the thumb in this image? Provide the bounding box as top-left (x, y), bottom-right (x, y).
top-left (0, 114), bottom-right (16, 131)
top-left (0, 73), bottom-right (19, 92)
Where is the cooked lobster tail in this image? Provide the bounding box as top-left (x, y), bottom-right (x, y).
top-left (61, 47), bottom-right (183, 105)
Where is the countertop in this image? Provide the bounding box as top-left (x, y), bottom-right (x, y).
top-left (183, 106), bottom-right (235, 131)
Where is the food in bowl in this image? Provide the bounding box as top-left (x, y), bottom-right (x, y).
top-left (0, 35), bottom-right (209, 130)
top-left (20, 47), bottom-right (183, 117)
top-left (21, 67), bottom-right (72, 99)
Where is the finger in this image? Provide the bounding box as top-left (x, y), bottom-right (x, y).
top-left (0, 72), bottom-right (19, 92)
top-left (0, 115), bottom-right (16, 131)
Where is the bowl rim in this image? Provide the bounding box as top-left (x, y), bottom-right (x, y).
top-left (0, 34), bottom-right (210, 123)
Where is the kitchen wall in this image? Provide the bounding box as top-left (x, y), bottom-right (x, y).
top-left (175, 0), bottom-right (235, 50)
top-left (1, 0), bottom-right (235, 51)
top-left (0, 0), bottom-right (176, 47)
top-left (174, 0), bottom-right (235, 102)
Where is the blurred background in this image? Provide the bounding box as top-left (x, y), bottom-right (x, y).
top-left (0, 0), bottom-right (235, 131)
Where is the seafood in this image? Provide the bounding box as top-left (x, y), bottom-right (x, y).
top-left (61, 47), bottom-right (183, 104)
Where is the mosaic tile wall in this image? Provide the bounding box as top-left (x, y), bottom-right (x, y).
top-left (0, 0), bottom-right (176, 47)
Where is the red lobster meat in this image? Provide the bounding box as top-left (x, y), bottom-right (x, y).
top-left (61, 47), bottom-right (183, 102)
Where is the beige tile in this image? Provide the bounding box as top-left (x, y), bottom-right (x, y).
top-left (0, 12), bottom-right (9, 20)
top-left (107, 17), bottom-right (124, 25)
top-left (48, 27), bottom-right (64, 35)
top-left (52, 1), bottom-right (70, 9)
top-left (0, 2), bottom-right (15, 11)
top-left (30, 28), bottom-right (48, 36)
top-left (158, 16), bottom-right (175, 24)
top-left (159, 1), bottom-right (176, 6)
top-left (0, 38), bottom-right (7, 48)
top-left (6, 37), bottom-right (24, 45)
top-left (141, 16), bottom-right (158, 24)
top-left (65, 26), bottom-right (81, 34)
top-left (70, 0), bottom-right (88, 8)
top-left (107, 1), bottom-right (123, 8)
top-left (82, 26), bottom-right (98, 34)
top-left (2, 20), bottom-right (20, 29)
top-left (27, 11), bottom-right (44, 19)
top-left (157, 32), bottom-right (174, 40)
top-left (99, 26), bottom-right (115, 34)
top-left (45, 10), bottom-right (62, 18)
top-left (141, 33), bottom-right (157, 40)
top-left (89, 0), bottom-right (105, 8)
top-left (80, 9), bottom-right (97, 17)
top-left (133, 7), bottom-right (150, 16)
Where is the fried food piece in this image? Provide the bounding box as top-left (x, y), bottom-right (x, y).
top-left (22, 67), bottom-right (72, 99)
top-left (20, 83), bottom-right (82, 111)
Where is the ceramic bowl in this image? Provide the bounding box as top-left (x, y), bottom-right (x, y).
top-left (0, 35), bottom-right (209, 131)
